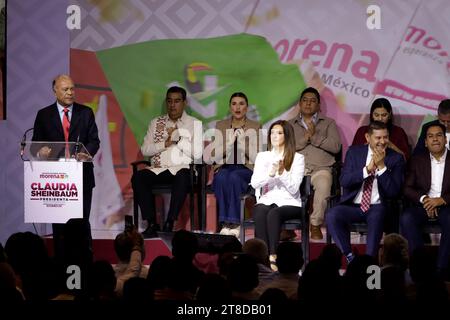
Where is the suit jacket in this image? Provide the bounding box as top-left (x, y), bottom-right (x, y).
top-left (31, 102), bottom-right (100, 189)
top-left (212, 117), bottom-right (261, 171)
top-left (339, 145), bottom-right (405, 205)
top-left (403, 151), bottom-right (450, 206)
top-left (413, 120), bottom-right (442, 156)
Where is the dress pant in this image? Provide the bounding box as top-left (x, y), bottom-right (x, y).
top-left (326, 203), bottom-right (386, 257)
top-left (310, 169), bottom-right (332, 227)
top-left (253, 204), bottom-right (302, 254)
top-left (131, 168), bottom-right (191, 223)
top-left (401, 206), bottom-right (450, 270)
top-left (213, 165), bottom-right (252, 225)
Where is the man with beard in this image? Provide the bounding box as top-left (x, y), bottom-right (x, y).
top-left (326, 121), bottom-right (405, 263)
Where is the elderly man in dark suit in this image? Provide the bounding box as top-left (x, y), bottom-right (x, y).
top-left (32, 74), bottom-right (100, 218)
top-left (401, 123), bottom-right (450, 274)
top-left (31, 74), bottom-right (100, 261)
top-left (326, 121), bottom-right (405, 263)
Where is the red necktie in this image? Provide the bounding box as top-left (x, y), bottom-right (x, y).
top-left (63, 107), bottom-right (70, 142)
top-left (63, 108), bottom-right (70, 158)
top-left (360, 170), bottom-right (375, 213)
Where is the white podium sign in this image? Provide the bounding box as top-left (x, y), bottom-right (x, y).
top-left (24, 161), bottom-right (83, 223)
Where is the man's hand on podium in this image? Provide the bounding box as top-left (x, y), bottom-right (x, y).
top-left (38, 146), bottom-right (52, 159)
top-left (75, 152), bottom-right (92, 162)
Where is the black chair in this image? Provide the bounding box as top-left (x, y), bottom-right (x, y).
top-left (200, 163), bottom-right (214, 231)
top-left (239, 175), bottom-right (312, 263)
top-left (130, 161), bottom-right (203, 231)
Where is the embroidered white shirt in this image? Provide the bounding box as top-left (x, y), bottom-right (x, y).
top-left (140, 111), bottom-right (203, 175)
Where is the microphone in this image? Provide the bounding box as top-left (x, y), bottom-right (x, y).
top-left (20, 127), bottom-right (34, 160)
top-left (75, 135), bottom-right (80, 157)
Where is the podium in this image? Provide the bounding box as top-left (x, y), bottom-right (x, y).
top-left (23, 141), bottom-right (92, 223)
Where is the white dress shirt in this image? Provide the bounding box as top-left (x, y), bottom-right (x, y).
top-left (140, 111), bottom-right (203, 175)
top-left (251, 150), bottom-right (305, 207)
top-left (57, 102), bottom-right (72, 122)
top-left (420, 149), bottom-right (447, 202)
top-left (353, 146), bottom-right (387, 205)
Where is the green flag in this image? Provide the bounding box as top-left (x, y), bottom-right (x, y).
top-left (96, 33), bottom-right (305, 144)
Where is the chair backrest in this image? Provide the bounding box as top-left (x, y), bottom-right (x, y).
top-left (300, 175), bottom-right (312, 205)
top-left (331, 146), bottom-right (343, 199)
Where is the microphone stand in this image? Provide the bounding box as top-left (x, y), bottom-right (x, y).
top-left (20, 127), bottom-right (34, 161)
top-left (20, 127), bottom-right (40, 235)
top-left (74, 135), bottom-right (80, 160)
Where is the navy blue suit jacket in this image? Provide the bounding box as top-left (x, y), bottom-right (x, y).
top-left (339, 145), bottom-right (405, 205)
top-left (31, 102), bottom-right (100, 188)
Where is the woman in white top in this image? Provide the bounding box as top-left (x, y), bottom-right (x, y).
top-left (251, 120), bottom-right (305, 258)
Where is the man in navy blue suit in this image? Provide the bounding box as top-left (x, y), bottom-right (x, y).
top-left (326, 121), bottom-right (405, 262)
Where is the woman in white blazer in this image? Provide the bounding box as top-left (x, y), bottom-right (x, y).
top-left (250, 120), bottom-right (305, 262)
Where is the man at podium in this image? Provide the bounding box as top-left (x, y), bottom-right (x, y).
top-left (31, 74), bottom-right (100, 259)
top-left (32, 74), bottom-right (100, 217)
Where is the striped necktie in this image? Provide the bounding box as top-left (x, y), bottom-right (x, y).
top-left (360, 170), bottom-right (375, 213)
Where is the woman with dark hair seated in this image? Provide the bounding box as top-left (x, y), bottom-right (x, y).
top-left (212, 92), bottom-right (261, 238)
top-left (251, 120), bottom-right (305, 266)
top-left (352, 97), bottom-right (410, 159)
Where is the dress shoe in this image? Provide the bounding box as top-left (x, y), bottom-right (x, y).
top-left (163, 219), bottom-right (174, 232)
top-left (280, 229), bottom-right (297, 241)
top-left (310, 224), bottom-right (323, 240)
top-left (228, 225), bottom-right (240, 238)
top-left (142, 223), bottom-right (160, 239)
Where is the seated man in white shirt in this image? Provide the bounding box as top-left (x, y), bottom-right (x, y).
top-left (131, 86), bottom-right (203, 237)
top-left (401, 123), bottom-right (450, 276)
